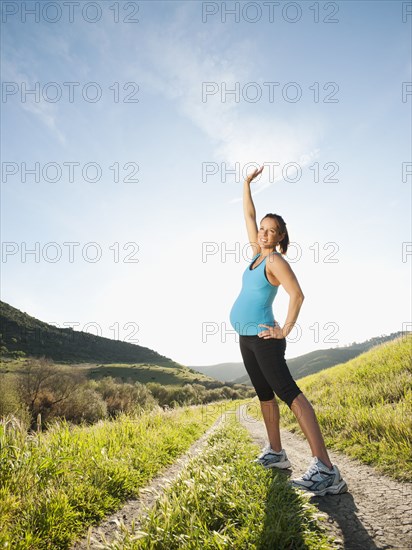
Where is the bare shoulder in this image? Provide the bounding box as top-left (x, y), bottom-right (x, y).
top-left (267, 252), bottom-right (289, 268)
top-left (266, 252), bottom-right (294, 277)
top-left (266, 252), bottom-right (304, 297)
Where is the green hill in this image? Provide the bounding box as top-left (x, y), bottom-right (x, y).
top-left (200, 332), bottom-right (408, 384)
top-left (0, 300), bottom-right (181, 368)
top-left (0, 302), bottom-right (254, 391)
top-left (276, 335), bottom-right (412, 481)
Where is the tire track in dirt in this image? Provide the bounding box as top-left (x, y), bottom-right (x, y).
top-left (71, 414), bottom-right (225, 549)
top-left (238, 403), bottom-right (412, 550)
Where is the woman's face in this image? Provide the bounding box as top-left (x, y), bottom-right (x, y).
top-left (258, 217), bottom-right (284, 249)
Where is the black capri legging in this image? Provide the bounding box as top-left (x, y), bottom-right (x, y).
top-left (239, 335), bottom-right (302, 408)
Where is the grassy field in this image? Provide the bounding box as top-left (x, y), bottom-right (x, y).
top-left (270, 335), bottom-right (412, 481)
top-left (99, 415), bottom-right (334, 550)
top-left (0, 402), bottom-right (226, 549)
top-left (0, 400), bottom-right (336, 550)
top-left (2, 336), bottom-right (410, 548)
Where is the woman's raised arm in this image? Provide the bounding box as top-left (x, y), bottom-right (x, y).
top-left (243, 166), bottom-right (264, 256)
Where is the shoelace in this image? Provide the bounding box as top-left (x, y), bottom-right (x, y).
top-left (259, 445), bottom-right (272, 455)
top-left (302, 460), bottom-right (319, 480)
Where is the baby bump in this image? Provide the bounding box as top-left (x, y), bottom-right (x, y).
top-left (230, 299), bottom-right (274, 335)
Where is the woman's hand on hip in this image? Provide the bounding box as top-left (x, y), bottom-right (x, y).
top-left (258, 322), bottom-right (285, 339)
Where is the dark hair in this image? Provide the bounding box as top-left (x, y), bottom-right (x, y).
top-left (260, 213), bottom-right (289, 255)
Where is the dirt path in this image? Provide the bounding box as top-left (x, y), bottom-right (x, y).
top-left (238, 403), bottom-right (412, 550)
top-left (72, 406), bottom-right (411, 550)
top-left (72, 415), bottom-right (225, 549)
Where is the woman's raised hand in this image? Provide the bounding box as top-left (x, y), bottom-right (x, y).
top-left (246, 165), bottom-right (264, 184)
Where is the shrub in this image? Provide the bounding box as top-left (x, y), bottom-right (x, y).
top-left (54, 385), bottom-right (108, 424)
top-left (16, 357), bottom-right (85, 429)
top-left (0, 374), bottom-right (31, 428)
top-left (94, 377), bottom-right (157, 416)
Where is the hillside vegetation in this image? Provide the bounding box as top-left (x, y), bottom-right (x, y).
top-left (0, 356), bottom-right (228, 390)
top-left (0, 403), bottom-right (223, 549)
top-left (271, 335), bottom-right (412, 481)
top-left (86, 362), bottom-right (223, 386)
top-left (0, 357), bottom-right (254, 430)
top-left (103, 416), bottom-right (333, 550)
top-left (191, 333), bottom-right (406, 384)
top-left (232, 331), bottom-right (407, 384)
top-left (0, 405), bottom-right (334, 550)
top-left (0, 300), bottom-right (181, 367)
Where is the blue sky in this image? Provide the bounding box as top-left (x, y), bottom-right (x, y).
top-left (1, 0), bottom-right (411, 366)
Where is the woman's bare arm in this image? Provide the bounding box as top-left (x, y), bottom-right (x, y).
top-left (244, 166), bottom-right (264, 256)
top-left (260, 255), bottom-right (305, 339)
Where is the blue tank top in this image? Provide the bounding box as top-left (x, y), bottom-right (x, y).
top-left (229, 251), bottom-right (280, 336)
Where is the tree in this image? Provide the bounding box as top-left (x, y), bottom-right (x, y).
top-left (17, 356), bottom-right (84, 428)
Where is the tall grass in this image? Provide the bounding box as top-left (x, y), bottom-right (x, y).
top-left (0, 402), bottom-right (225, 549)
top-left (277, 335), bottom-right (412, 481)
top-left (100, 416), bottom-right (334, 550)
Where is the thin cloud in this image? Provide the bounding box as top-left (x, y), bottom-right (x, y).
top-left (2, 55), bottom-right (66, 145)
top-left (135, 16), bottom-right (323, 198)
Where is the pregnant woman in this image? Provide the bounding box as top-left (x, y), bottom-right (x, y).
top-left (229, 165), bottom-right (347, 497)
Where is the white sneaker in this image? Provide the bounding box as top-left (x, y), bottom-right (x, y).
top-left (254, 446), bottom-right (291, 469)
top-left (291, 457), bottom-right (348, 496)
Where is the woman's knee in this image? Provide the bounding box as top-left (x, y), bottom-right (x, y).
top-left (289, 391), bottom-right (316, 419)
top-left (279, 387), bottom-right (303, 409)
top-left (258, 395), bottom-right (276, 403)
top-left (259, 396), bottom-right (278, 406)
top-left (256, 389), bottom-right (275, 401)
